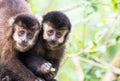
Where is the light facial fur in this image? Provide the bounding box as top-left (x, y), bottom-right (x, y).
top-left (43, 23), bottom-right (68, 47)
top-left (13, 24), bottom-right (40, 52)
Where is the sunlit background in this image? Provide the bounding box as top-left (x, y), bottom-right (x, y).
top-left (28, 0), bottom-right (120, 81)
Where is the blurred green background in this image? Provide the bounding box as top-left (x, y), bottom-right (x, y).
top-left (28, 0), bottom-right (120, 81)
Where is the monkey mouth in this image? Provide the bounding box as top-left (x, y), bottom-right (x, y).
top-left (48, 42), bottom-right (58, 47)
top-left (19, 43), bottom-right (28, 47)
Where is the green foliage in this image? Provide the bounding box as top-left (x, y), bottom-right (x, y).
top-left (28, 0), bottom-right (120, 81)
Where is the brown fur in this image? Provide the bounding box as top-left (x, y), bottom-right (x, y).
top-left (0, 0), bottom-right (44, 81)
top-left (21, 11), bottom-right (71, 81)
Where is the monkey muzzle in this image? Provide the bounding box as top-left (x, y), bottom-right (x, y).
top-left (19, 41), bottom-right (28, 47)
top-left (19, 43), bottom-right (27, 47)
top-left (47, 40), bottom-right (58, 47)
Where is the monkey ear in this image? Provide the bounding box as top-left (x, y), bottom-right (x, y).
top-left (32, 24), bottom-right (39, 30)
top-left (8, 17), bottom-right (15, 26)
top-left (6, 26), bottom-right (13, 40)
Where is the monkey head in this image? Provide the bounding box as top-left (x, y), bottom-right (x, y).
top-left (9, 13), bottom-right (41, 52)
top-left (41, 11), bottom-right (71, 49)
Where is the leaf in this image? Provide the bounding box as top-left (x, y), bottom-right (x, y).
top-left (112, 0), bottom-right (118, 11)
top-left (116, 35), bottom-right (120, 42)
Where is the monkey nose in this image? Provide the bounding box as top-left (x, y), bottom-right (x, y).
top-left (51, 40), bottom-right (57, 45)
top-left (22, 40), bottom-right (28, 44)
top-left (19, 40), bottom-right (28, 47)
top-left (22, 39), bottom-right (27, 43)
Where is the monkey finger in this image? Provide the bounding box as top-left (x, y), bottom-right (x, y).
top-left (44, 62), bottom-right (52, 68)
top-left (46, 72), bottom-right (56, 80)
top-left (40, 62), bottom-right (52, 73)
top-left (1, 76), bottom-right (10, 81)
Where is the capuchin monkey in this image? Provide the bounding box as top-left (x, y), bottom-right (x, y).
top-left (0, 0), bottom-right (44, 81)
top-left (20, 11), bottom-right (71, 81)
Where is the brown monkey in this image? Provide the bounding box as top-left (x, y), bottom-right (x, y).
top-left (0, 0), bottom-right (44, 81)
top-left (21, 11), bottom-right (71, 81)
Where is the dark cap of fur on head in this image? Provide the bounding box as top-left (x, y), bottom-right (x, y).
top-left (43, 11), bottom-right (71, 30)
top-left (14, 13), bottom-right (39, 29)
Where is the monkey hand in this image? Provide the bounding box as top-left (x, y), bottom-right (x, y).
top-left (39, 62), bottom-right (53, 74)
top-left (44, 72), bottom-right (56, 80)
top-left (2, 76), bottom-right (10, 81)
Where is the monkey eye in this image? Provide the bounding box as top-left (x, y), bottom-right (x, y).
top-left (18, 30), bottom-right (25, 36)
top-left (47, 30), bottom-right (54, 36)
top-left (56, 32), bottom-right (62, 38)
top-left (27, 32), bottom-right (33, 39)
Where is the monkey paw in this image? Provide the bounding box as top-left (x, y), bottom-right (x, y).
top-left (45, 72), bottom-right (56, 80)
top-left (2, 76), bottom-right (10, 81)
top-left (40, 62), bottom-right (52, 74)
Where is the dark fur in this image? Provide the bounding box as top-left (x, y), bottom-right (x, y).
top-left (20, 11), bottom-right (71, 81)
top-left (14, 14), bottom-right (39, 29)
top-left (0, 0), bottom-right (44, 81)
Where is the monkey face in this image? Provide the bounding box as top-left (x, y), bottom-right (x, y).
top-left (13, 25), bottom-right (40, 52)
top-left (43, 23), bottom-right (68, 48)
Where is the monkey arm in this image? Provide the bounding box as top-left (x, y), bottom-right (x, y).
top-left (21, 53), bottom-right (58, 81)
top-left (0, 43), bottom-right (44, 81)
top-left (20, 46), bottom-right (65, 81)
top-left (43, 58), bottom-right (60, 80)
top-left (21, 53), bottom-right (49, 75)
top-left (1, 57), bottom-right (43, 81)
top-left (48, 47), bottom-right (65, 75)
top-left (1, 58), bottom-right (39, 81)
top-left (42, 49), bottom-right (64, 80)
